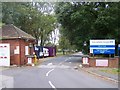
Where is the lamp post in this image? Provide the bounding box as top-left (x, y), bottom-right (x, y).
top-left (29, 43), bottom-right (33, 55)
top-left (83, 41), bottom-right (87, 54)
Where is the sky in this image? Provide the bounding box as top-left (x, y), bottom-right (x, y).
top-left (50, 28), bottom-right (60, 45)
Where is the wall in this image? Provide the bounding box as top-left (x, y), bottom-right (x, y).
top-left (0, 39), bottom-right (35, 66)
top-left (89, 57), bottom-right (119, 68)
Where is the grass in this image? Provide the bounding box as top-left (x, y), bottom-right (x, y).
top-left (100, 68), bottom-right (120, 74)
top-left (56, 52), bottom-right (64, 56)
top-left (0, 22), bottom-right (5, 27)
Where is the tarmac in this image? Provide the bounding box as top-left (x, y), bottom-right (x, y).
top-left (0, 53), bottom-right (119, 88)
top-left (40, 54), bottom-right (119, 84)
top-left (73, 52), bottom-right (119, 83)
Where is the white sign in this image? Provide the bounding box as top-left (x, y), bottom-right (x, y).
top-left (0, 44), bottom-right (10, 66)
top-left (90, 40), bottom-right (115, 45)
top-left (96, 59), bottom-right (108, 66)
top-left (27, 58), bottom-right (32, 64)
top-left (118, 44), bottom-right (120, 47)
top-left (14, 46), bottom-right (19, 54)
top-left (25, 46), bottom-right (29, 55)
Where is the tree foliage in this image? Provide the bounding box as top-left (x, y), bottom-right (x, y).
top-left (2, 2), bottom-right (56, 46)
top-left (55, 2), bottom-right (120, 53)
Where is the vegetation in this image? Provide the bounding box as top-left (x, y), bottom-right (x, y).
top-left (55, 2), bottom-right (120, 54)
top-left (2, 2), bottom-right (120, 54)
top-left (2, 2), bottom-right (56, 46)
top-left (100, 68), bottom-right (120, 74)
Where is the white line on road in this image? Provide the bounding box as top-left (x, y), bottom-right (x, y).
top-left (59, 58), bottom-right (72, 65)
top-left (69, 62), bottom-right (71, 63)
top-left (46, 69), bottom-right (54, 77)
top-left (49, 81), bottom-right (56, 89)
top-left (69, 57), bottom-right (71, 59)
top-left (65, 59), bottom-right (68, 62)
top-left (47, 63), bottom-right (53, 66)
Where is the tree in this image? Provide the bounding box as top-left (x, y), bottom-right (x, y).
top-left (2, 2), bottom-right (56, 46)
top-left (55, 2), bottom-right (120, 54)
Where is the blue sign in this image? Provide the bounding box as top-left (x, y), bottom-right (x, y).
top-left (90, 40), bottom-right (115, 54)
top-left (90, 45), bottom-right (115, 48)
top-left (118, 44), bottom-right (120, 57)
top-left (34, 46), bottom-right (43, 58)
top-left (93, 49), bottom-right (115, 54)
top-left (118, 44), bottom-right (120, 50)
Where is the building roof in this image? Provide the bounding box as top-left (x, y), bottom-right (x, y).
top-left (0, 24), bottom-right (36, 40)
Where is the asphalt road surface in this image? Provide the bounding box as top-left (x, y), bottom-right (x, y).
top-left (1, 54), bottom-right (118, 89)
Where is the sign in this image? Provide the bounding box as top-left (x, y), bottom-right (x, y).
top-left (90, 40), bottom-right (115, 54)
top-left (25, 46), bottom-right (29, 55)
top-left (27, 58), bottom-right (32, 64)
top-left (14, 46), bottom-right (19, 54)
top-left (96, 59), bottom-right (108, 66)
top-left (0, 44), bottom-right (10, 66)
top-left (93, 49), bottom-right (115, 54)
top-left (118, 44), bottom-right (120, 50)
top-left (118, 44), bottom-right (120, 56)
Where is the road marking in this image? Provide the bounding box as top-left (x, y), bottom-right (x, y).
top-left (49, 81), bottom-right (56, 89)
top-left (69, 62), bottom-right (71, 63)
top-left (59, 58), bottom-right (71, 65)
top-left (46, 69), bottom-right (54, 76)
top-left (65, 59), bottom-right (68, 61)
top-left (69, 57), bottom-right (71, 59)
top-left (47, 63), bottom-right (53, 66)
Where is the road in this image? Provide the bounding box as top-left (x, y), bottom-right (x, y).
top-left (1, 54), bottom-right (118, 89)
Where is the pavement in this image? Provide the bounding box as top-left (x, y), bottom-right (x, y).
top-left (78, 66), bottom-right (119, 83)
top-left (72, 52), bottom-right (119, 83)
top-left (0, 75), bottom-right (14, 89)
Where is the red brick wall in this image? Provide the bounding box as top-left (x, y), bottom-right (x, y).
top-left (0, 39), bottom-right (35, 66)
top-left (89, 57), bottom-right (119, 68)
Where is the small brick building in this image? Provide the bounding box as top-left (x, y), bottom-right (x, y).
top-left (0, 24), bottom-right (36, 66)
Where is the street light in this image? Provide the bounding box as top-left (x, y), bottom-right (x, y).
top-left (29, 43), bottom-right (33, 55)
top-left (84, 41), bottom-right (87, 46)
top-left (83, 41), bottom-right (87, 54)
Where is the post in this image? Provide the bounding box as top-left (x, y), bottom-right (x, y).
top-left (29, 43), bottom-right (33, 55)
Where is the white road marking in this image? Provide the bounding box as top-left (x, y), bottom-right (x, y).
top-left (46, 69), bottom-right (54, 76)
top-left (69, 62), bottom-right (71, 63)
top-left (47, 63), bottom-right (53, 66)
top-left (59, 62), bottom-right (62, 65)
top-left (49, 81), bottom-right (56, 88)
top-left (59, 57), bottom-right (72, 65)
top-left (69, 57), bottom-right (71, 59)
top-left (65, 59), bottom-right (68, 62)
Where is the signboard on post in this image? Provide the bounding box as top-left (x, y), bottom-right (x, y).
top-left (118, 44), bottom-right (120, 57)
top-left (90, 40), bottom-right (115, 54)
top-left (118, 44), bottom-right (120, 50)
top-left (0, 44), bottom-right (10, 66)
